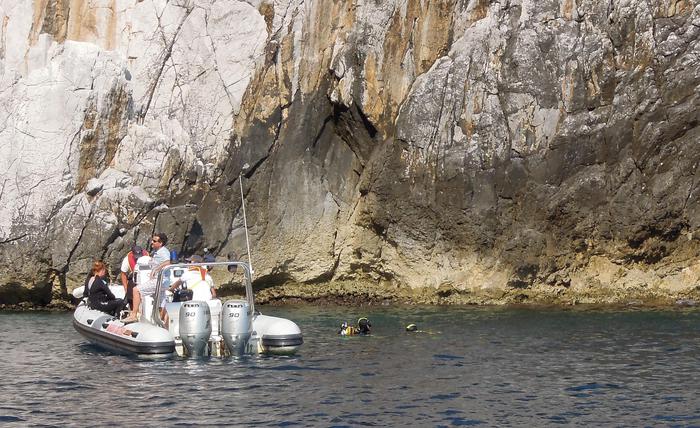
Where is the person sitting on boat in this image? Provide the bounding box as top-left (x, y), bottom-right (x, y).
top-left (159, 255), bottom-right (216, 328)
top-left (86, 260), bottom-right (125, 316)
top-left (119, 244), bottom-right (148, 309)
top-left (167, 255), bottom-right (216, 302)
top-left (123, 233), bottom-right (171, 323)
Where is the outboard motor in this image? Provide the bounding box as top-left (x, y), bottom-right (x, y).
top-left (222, 300), bottom-right (251, 356)
top-left (179, 301), bottom-right (211, 357)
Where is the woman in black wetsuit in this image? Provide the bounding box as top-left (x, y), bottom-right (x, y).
top-left (86, 261), bottom-right (124, 315)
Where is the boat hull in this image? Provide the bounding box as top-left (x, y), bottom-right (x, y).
top-left (73, 304), bottom-right (175, 355)
top-left (252, 314), bottom-right (304, 355)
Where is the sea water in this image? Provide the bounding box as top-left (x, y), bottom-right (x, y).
top-left (1, 305), bottom-right (699, 426)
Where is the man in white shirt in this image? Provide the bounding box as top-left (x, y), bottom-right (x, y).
top-left (123, 233), bottom-right (171, 323)
top-left (168, 255), bottom-right (216, 301)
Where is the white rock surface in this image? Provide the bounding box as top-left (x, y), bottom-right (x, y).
top-left (0, 0), bottom-right (267, 243)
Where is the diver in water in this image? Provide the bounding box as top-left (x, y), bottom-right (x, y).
top-left (357, 317), bottom-right (371, 334)
top-left (404, 323), bottom-right (439, 335)
top-left (338, 317), bottom-right (372, 335)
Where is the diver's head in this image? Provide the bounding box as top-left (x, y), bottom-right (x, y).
top-left (405, 323), bottom-right (418, 332)
top-left (358, 317), bottom-right (371, 334)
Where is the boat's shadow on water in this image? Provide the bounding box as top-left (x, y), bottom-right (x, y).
top-left (77, 342), bottom-right (122, 356)
top-left (76, 341), bottom-right (306, 366)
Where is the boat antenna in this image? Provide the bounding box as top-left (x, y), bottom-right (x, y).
top-left (239, 163), bottom-right (253, 278)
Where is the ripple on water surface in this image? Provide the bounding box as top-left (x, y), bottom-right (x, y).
top-left (1, 306), bottom-right (699, 425)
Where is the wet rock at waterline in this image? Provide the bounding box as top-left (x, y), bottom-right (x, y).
top-left (1, 1), bottom-right (700, 306)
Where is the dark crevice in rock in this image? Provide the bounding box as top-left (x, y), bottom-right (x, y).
top-left (223, 105), bottom-right (282, 185)
top-left (150, 210), bottom-right (162, 240)
top-left (99, 227), bottom-right (123, 262)
top-left (243, 154), bottom-right (270, 179)
top-left (0, 234), bottom-right (28, 245)
top-left (311, 114), bottom-right (333, 149)
top-left (182, 219), bottom-right (204, 256)
top-left (327, 102), bottom-right (379, 167)
top-left (126, 202), bottom-right (160, 241)
top-left (141, 5), bottom-right (194, 121)
top-left (354, 106), bottom-right (378, 139)
top-left (627, 216), bottom-right (687, 246)
top-left (62, 204), bottom-right (95, 274)
top-left (50, 268), bottom-right (68, 302)
top-left (306, 253), bottom-right (342, 284)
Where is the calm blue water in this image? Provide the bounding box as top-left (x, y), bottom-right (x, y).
top-left (1, 305), bottom-right (699, 426)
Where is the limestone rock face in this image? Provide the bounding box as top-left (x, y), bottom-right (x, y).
top-left (1, 0), bottom-right (699, 305)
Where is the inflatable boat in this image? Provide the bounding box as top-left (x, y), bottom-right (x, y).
top-left (72, 260), bottom-right (303, 357)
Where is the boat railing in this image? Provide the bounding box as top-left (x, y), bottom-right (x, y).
top-left (150, 261), bottom-right (254, 328)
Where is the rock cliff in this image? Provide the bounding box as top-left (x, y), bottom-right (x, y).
top-left (1, 0), bottom-right (699, 306)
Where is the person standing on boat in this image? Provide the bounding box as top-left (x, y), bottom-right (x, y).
top-left (119, 244), bottom-right (148, 309)
top-left (123, 233), bottom-right (171, 323)
top-left (86, 260), bottom-right (124, 315)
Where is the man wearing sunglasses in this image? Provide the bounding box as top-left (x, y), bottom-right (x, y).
top-left (149, 233), bottom-right (171, 270)
top-left (123, 233), bottom-right (171, 323)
